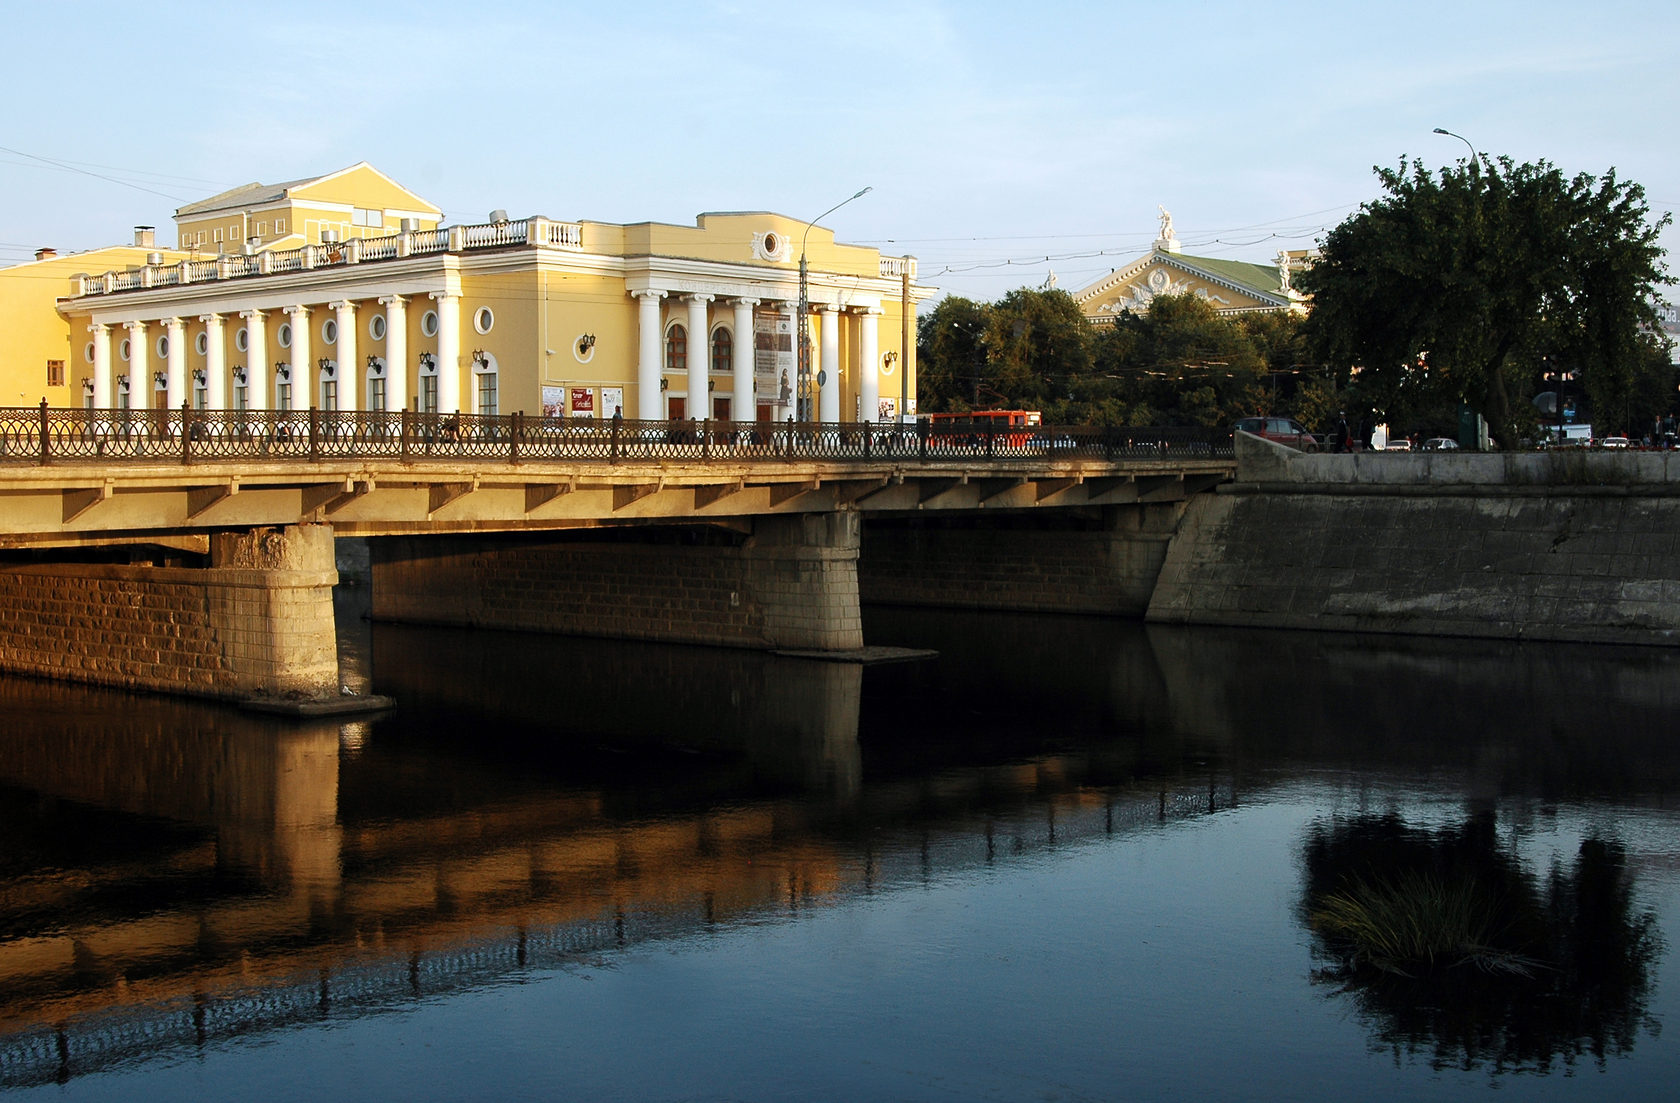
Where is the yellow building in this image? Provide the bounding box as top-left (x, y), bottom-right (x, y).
top-left (59, 175), bottom-right (928, 424)
top-left (172, 162), bottom-right (442, 254)
top-left (1073, 208), bottom-right (1307, 321)
top-left (0, 231), bottom-right (187, 408)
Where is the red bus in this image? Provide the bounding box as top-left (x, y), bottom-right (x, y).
top-left (926, 410), bottom-right (1042, 449)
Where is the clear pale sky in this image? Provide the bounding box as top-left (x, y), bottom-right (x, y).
top-left (4, 0), bottom-right (1675, 301)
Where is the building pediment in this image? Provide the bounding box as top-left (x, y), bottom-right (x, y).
top-left (1074, 250), bottom-right (1291, 318)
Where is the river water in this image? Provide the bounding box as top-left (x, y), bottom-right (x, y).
top-left (1, 593), bottom-right (1678, 1101)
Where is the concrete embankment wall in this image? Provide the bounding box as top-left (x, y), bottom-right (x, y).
top-left (1148, 435), bottom-right (1680, 645)
top-left (0, 525), bottom-right (341, 701)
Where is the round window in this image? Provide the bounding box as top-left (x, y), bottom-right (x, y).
top-left (235, 327), bottom-right (249, 352)
top-left (194, 332), bottom-right (209, 356)
top-left (278, 323), bottom-right (292, 349)
top-left (322, 319), bottom-right (338, 345)
top-left (84, 342), bottom-right (94, 364)
top-left (421, 310), bottom-right (439, 338)
top-left (763, 232), bottom-right (779, 254)
top-left (119, 339), bottom-right (131, 361)
top-left (369, 315), bottom-right (387, 341)
top-left (473, 307), bottom-right (494, 334)
top-left (156, 335), bottom-right (169, 358)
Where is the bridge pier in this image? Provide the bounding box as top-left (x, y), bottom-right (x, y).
top-left (0, 524), bottom-right (355, 708)
top-left (369, 512), bottom-right (865, 652)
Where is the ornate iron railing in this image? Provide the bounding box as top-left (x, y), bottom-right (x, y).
top-left (0, 404), bottom-right (1234, 467)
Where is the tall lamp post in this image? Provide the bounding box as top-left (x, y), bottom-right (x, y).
top-left (1432, 127), bottom-right (1478, 170)
top-left (798, 186), bottom-right (872, 422)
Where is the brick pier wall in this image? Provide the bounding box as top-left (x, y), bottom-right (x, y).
top-left (1148, 435), bottom-right (1680, 645)
top-left (369, 512), bottom-right (863, 652)
top-left (0, 525), bottom-right (340, 702)
top-left (858, 505), bottom-right (1186, 616)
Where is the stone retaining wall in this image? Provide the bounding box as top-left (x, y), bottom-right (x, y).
top-left (1147, 435), bottom-right (1680, 645)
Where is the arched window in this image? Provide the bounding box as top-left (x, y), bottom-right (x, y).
top-left (711, 327), bottom-right (731, 375)
top-left (665, 324), bottom-right (687, 373)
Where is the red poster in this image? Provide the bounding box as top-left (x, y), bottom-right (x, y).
top-left (570, 387), bottom-right (595, 417)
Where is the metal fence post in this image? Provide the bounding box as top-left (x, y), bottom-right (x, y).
top-left (701, 417), bottom-right (711, 461)
top-left (37, 398), bottom-right (50, 467)
top-left (510, 411), bottom-right (522, 464)
top-left (610, 414), bottom-right (621, 462)
top-left (918, 415), bottom-right (929, 460)
top-left (863, 418), bottom-right (872, 461)
top-left (400, 408), bottom-right (411, 462)
top-left (180, 402), bottom-right (192, 465)
top-left (308, 406), bottom-right (320, 462)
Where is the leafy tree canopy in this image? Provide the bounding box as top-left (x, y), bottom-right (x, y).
top-left (1299, 156), bottom-right (1670, 446)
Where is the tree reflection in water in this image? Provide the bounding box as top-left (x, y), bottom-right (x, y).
top-left (1301, 813), bottom-right (1663, 1073)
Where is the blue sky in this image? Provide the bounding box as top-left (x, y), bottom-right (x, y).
top-left (4, 0), bottom-right (1676, 300)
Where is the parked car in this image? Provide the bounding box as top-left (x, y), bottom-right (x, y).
top-left (1384, 439), bottom-right (1413, 451)
top-left (1600, 436), bottom-right (1630, 449)
top-left (1421, 437), bottom-right (1459, 451)
top-left (1233, 416), bottom-right (1319, 452)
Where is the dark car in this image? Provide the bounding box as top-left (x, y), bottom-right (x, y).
top-left (1234, 416), bottom-right (1320, 452)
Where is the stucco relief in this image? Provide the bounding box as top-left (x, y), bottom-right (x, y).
top-left (751, 231), bottom-right (791, 262)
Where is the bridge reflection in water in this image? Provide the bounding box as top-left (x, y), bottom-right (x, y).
top-left (4, 607), bottom-right (1679, 1091)
top-left (0, 607), bottom-right (1230, 1089)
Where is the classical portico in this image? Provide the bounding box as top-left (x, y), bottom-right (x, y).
top-left (59, 209), bottom-right (925, 423)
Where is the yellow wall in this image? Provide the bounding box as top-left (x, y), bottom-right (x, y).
top-left (0, 247), bottom-right (185, 408)
top-left (177, 164), bottom-right (441, 253)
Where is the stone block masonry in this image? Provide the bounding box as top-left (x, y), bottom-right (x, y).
top-left (0, 525), bottom-right (341, 703)
top-left (370, 512), bottom-right (863, 652)
top-left (859, 505), bottom-right (1187, 616)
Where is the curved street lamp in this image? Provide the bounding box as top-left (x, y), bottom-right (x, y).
top-left (1432, 127), bottom-right (1480, 172)
top-left (797, 186), bottom-right (872, 422)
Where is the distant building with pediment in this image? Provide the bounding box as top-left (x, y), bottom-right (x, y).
top-left (1073, 207), bottom-right (1310, 323)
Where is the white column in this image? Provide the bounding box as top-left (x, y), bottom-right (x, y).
top-left (288, 306), bottom-right (312, 405)
top-left (381, 296), bottom-right (408, 412)
top-left (90, 324), bottom-right (112, 407)
top-left (333, 300), bottom-right (359, 411)
top-left (201, 314), bottom-right (226, 410)
top-left (126, 321), bottom-right (148, 410)
top-left (859, 308), bottom-right (880, 423)
top-left (165, 318), bottom-right (186, 409)
top-left (819, 305), bottom-right (840, 423)
top-left (242, 310), bottom-right (268, 411)
top-left (732, 297), bottom-right (758, 421)
top-left (432, 291), bottom-right (461, 413)
top-left (685, 294), bottom-right (712, 419)
top-left (633, 290), bottom-right (666, 419)
top-left (779, 301), bottom-right (798, 419)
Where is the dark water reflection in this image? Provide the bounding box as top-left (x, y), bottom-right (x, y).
top-left (1, 599), bottom-right (1678, 1099)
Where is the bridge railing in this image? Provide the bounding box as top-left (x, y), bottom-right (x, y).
top-left (0, 404), bottom-right (1234, 466)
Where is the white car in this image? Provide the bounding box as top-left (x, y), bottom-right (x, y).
top-left (1421, 437), bottom-right (1459, 451)
top-left (1384, 439), bottom-right (1412, 451)
top-left (1600, 436), bottom-right (1630, 449)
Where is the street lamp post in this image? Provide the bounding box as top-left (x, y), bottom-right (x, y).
top-left (1432, 127), bottom-right (1479, 172)
top-left (798, 187), bottom-right (872, 422)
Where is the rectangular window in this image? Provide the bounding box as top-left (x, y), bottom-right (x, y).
top-left (46, 359), bottom-right (65, 387)
top-left (213, 228), bottom-right (223, 243)
top-left (255, 221), bottom-right (266, 235)
top-left (276, 381), bottom-right (292, 411)
top-left (477, 372), bottom-right (498, 416)
top-left (234, 384), bottom-right (249, 411)
top-left (193, 386), bottom-right (207, 411)
top-left (420, 375), bottom-right (438, 414)
top-left (351, 207), bottom-right (382, 227)
top-left (275, 218), bottom-right (286, 234)
top-left (320, 380), bottom-right (338, 412)
top-left (368, 377), bottom-right (386, 412)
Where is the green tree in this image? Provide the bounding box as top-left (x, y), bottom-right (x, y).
top-left (915, 296), bottom-right (991, 412)
top-left (1300, 156), bottom-right (1670, 448)
top-left (1099, 293), bottom-right (1267, 427)
top-left (981, 288), bottom-right (1093, 411)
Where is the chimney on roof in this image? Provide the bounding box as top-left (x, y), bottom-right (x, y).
top-left (34, 247), bottom-right (57, 261)
top-left (134, 226), bottom-right (155, 248)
